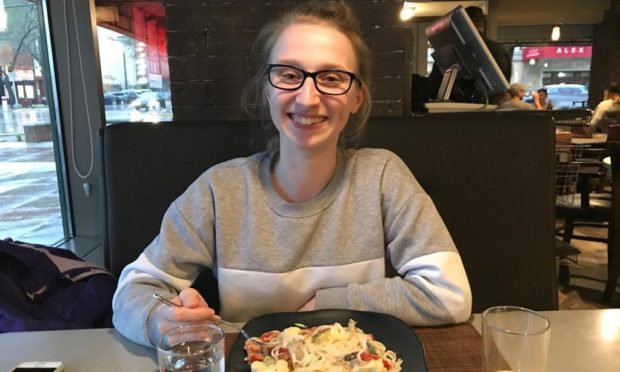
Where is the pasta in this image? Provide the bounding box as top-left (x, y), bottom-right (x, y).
top-left (244, 319), bottom-right (402, 372)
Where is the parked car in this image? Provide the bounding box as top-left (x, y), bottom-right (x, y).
top-left (129, 91), bottom-right (169, 111)
top-left (123, 89), bottom-right (152, 101)
top-left (103, 91), bottom-right (130, 105)
top-left (525, 84), bottom-right (589, 109)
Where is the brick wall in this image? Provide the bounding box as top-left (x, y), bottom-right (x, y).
top-left (164, 0), bottom-right (410, 121)
top-left (589, 0), bottom-right (620, 107)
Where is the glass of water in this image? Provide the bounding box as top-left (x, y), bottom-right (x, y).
top-left (157, 323), bottom-right (225, 372)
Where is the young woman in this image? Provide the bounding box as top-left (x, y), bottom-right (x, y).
top-left (112, 1), bottom-right (472, 347)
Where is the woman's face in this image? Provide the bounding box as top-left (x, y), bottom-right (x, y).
top-left (266, 23), bottom-right (365, 154)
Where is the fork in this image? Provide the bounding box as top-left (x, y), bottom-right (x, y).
top-left (152, 292), bottom-right (278, 348)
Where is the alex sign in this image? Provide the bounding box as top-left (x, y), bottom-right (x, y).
top-left (522, 46), bottom-right (592, 61)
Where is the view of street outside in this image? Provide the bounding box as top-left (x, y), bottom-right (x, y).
top-left (1, 0), bottom-right (173, 244)
top-left (0, 0), bottom-right (65, 245)
top-left (96, 3), bottom-right (173, 125)
top-left (0, 102), bottom-right (172, 244)
top-left (512, 45), bottom-right (593, 108)
top-left (426, 43), bottom-right (594, 109)
top-left (0, 106), bottom-right (60, 244)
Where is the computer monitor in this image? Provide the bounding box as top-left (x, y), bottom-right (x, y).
top-left (425, 6), bottom-right (509, 101)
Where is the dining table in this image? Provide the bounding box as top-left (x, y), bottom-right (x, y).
top-left (0, 309), bottom-right (618, 371)
top-left (570, 133), bottom-right (608, 144)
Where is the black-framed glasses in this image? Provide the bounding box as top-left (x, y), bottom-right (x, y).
top-left (266, 64), bottom-right (361, 96)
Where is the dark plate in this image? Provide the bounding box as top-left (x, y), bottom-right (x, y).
top-left (226, 309), bottom-right (427, 372)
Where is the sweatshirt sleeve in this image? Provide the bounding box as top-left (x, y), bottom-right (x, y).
top-left (589, 102), bottom-right (605, 130)
top-left (112, 176), bottom-right (216, 346)
top-left (315, 155), bottom-right (472, 325)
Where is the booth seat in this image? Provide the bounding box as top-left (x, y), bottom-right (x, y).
top-left (103, 111), bottom-right (557, 313)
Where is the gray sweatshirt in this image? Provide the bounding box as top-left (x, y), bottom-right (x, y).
top-left (112, 148), bottom-right (472, 347)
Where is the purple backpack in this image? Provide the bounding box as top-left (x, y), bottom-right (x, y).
top-left (0, 239), bottom-right (117, 332)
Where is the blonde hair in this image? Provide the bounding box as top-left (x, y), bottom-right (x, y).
top-left (240, 1), bottom-right (372, 155)
top-left (507, 83), bottom-right (525, 98)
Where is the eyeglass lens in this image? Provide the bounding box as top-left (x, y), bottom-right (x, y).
top-left (268, 65), bottom-right (354, 95)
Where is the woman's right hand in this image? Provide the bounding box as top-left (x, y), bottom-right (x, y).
top-left (150, 288), bottom-right (217, 345)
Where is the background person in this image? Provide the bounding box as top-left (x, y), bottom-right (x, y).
top-left (498, 83), bottom-right (536, 110)
top-left (535, 88), bottom-right (553, 110)
top-left (112, 1), bottom-right (472, 347)
top-left (428, 6), bottom-right (512, 104)
top-left (590, 82), bottom-right (620, 133)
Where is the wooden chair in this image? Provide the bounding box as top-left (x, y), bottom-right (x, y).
top-left (555, 126), bottom-right (619, 247)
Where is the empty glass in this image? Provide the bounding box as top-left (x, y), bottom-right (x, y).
top-left (482, 306), bottom-right (551, 372)
top-left (157, 323), bottom-right (225, 372)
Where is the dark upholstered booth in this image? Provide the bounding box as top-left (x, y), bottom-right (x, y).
top-left (103, 111), bottom-right (558, 313)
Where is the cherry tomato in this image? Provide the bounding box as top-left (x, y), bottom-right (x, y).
top-left (360, 351), bottom-right (379, 362)
top-left (247, 353), bottom-right (264, 362)
top-left (383, 359), bottom-right (393, 369)
top-left (260, 331), bottom-right (280, 342)
top-left (275, 347), bottom-right (291, 361)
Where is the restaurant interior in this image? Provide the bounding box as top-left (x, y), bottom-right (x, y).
top-left (1, 0), bottom-right (619, 371)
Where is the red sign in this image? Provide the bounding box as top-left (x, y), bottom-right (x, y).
top-left (522, 46), bottom-right (592, 61)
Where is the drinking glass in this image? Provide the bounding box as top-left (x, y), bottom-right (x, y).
top-left (157, 323), bottom-right (225, 372)
top-left (482, 306), bottom-right (551, 372)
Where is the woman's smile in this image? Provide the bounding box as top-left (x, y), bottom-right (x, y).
top-left (288, 114), bottom-right (327, 127)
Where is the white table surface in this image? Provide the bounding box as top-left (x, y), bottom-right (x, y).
top-left (472, 309), bottom-right (620, 372)
top-left (1, 309), bottom-right (619, 372)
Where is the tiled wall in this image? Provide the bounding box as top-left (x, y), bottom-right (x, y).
top-left (164, 0), bottom-right (411, 121)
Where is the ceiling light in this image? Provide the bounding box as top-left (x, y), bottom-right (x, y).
top-left (529, 59), bottom-right (536, 65)
top-left (551, 26), bottom-right (561, 41)
top-left (400, 2), bottom-right (416, 22)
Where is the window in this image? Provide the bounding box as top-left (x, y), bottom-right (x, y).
top-left (0, 0), bottom-right (69, 244)
top-left (95, 1), bottom-right (172, 124)
top-left (510, 44), bottom-right (592, 109)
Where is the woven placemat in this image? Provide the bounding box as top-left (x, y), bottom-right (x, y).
top-left (224, 333), bottom-right (239, 356)
top-left (224, 322), bottom-right (482, 371)
top-left (415, 323), bottom-right (482, 371)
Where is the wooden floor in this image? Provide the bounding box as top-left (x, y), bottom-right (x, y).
top-left (557, 222), bottom-right (620, 309)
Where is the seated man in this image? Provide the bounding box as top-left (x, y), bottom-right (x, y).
top-left (590, 83), bottom-right (620, 133)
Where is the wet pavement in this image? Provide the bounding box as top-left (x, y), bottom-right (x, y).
top-left (0, 141), bottom-right (64, 244)
top-left (0, 106), bottom-right (172, 246)
top-left (0, 106), bottom-right (50, 136)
